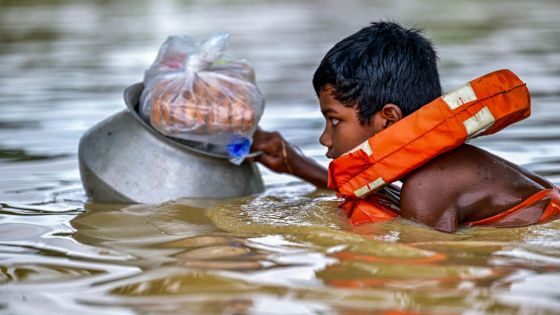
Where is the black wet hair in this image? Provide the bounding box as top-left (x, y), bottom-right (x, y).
top-left (313, 21), bottom-right (441, 122)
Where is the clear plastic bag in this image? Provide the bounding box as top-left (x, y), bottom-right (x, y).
top-left (140, 32), bottom-right (265, 164)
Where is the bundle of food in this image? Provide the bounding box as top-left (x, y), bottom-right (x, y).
top-left (140, 33), bottom-right (264, 164)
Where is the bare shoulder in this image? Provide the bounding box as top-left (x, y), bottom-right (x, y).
top-left (399, 144), bottom-right (547, 232)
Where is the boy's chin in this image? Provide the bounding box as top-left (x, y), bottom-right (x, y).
top-left (326, 151), bottom-right (339, 159)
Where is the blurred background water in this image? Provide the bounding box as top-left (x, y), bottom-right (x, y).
top-left (1, 0), bottom-right (560, 314)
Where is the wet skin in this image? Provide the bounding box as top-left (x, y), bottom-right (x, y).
top-left (401, 145), bottom-right (553, 232)
top-left (251, 85), bottom-right (554, 232)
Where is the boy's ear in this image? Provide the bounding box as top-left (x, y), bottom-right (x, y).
top-left (380, 104), bottom-right (402, 128)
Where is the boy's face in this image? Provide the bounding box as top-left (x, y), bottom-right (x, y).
top-left (319, 85), bottom-right (382, 159)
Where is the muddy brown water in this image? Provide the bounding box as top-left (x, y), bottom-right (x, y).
top-left (1, 0), bottom-right (560, 314)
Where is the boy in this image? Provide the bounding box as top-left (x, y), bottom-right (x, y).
top-left (250, 22), bottom-right (559, 232)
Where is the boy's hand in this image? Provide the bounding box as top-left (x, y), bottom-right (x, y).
top-left (250, 127), bottom-right (329, 188)
top-left (250, 128), bottom-right (298, 174)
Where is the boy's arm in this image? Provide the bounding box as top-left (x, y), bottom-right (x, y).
top-left (250, 128), bottom-right (328, 188)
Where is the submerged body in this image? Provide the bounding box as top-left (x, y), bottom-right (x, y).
top-left (251, 125), bottom-right (559, 233)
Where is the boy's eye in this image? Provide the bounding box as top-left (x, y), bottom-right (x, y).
top-left (331, 118), bottom-right (340, 126)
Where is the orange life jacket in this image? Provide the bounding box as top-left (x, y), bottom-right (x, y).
top-left (327, 69), bottom-right (531, 225)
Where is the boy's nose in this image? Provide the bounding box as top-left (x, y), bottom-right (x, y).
top-left (319, 129), bottom-right (332, 148)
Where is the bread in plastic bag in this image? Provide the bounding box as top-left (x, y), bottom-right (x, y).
top-left (139, 32), bottom-right (264, 164)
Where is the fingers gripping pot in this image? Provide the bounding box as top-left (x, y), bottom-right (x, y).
top-left (139, 33), bottom-right (265, 164)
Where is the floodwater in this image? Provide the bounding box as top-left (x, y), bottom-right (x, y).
top-left (1, 0), bottom-right (560, 314)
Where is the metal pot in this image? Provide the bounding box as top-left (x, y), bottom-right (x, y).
top-left (78, 83), bottom-right (264, 203)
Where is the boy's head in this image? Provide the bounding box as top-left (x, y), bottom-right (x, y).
top-left (314, 21), bottom-right (441, 159)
